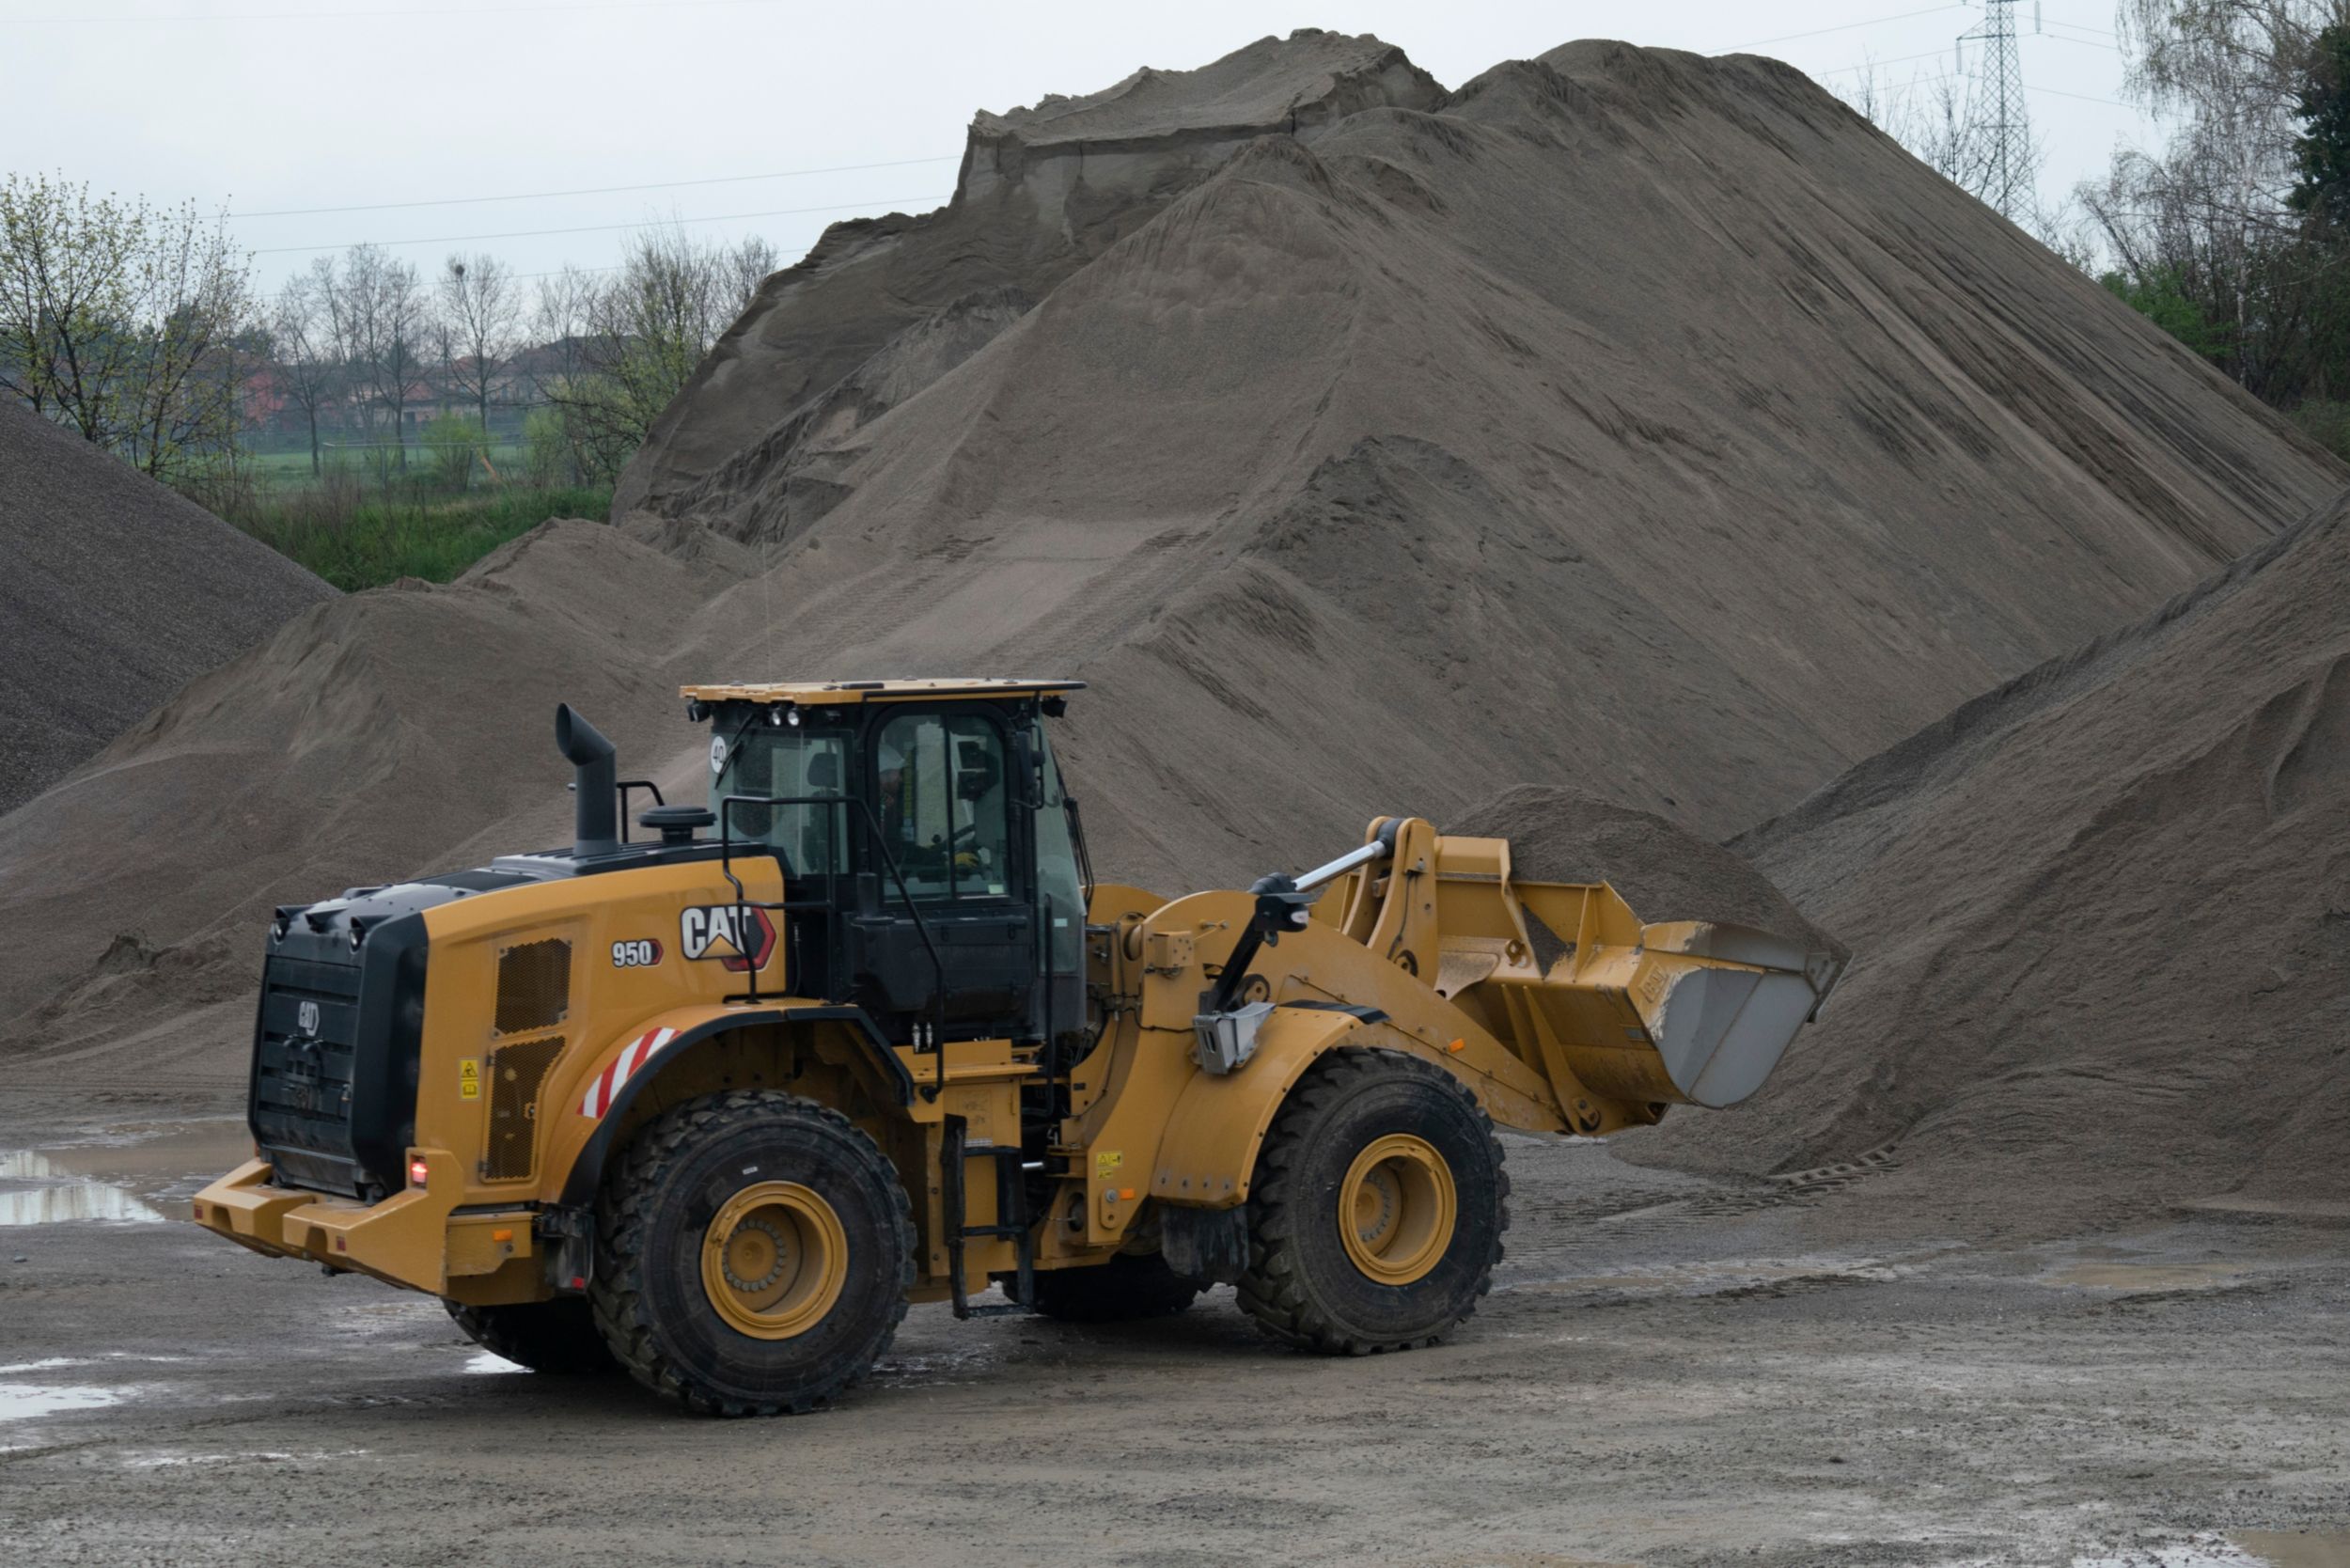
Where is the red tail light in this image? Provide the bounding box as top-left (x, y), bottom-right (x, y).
top-left (407, 1156), bottom-right (431, 1188)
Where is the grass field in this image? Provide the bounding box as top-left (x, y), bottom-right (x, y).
top-left (234, 484), bottom-right (613, 591)
top-left (245, 443), bottom-right (529, 481)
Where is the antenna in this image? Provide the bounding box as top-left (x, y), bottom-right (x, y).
top-left (1958, 0), bottom-right (2033, 220)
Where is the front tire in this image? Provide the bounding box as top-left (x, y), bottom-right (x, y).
top-left (1236, 1049), bottom-right (1507, 1354)
top-left (590, 1090), bottom-right (915, 1416)
top-left (445, 1296), bottom-right (617, 1374)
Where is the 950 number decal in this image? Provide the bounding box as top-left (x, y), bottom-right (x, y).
top-left (610, 938), bottom-right (664, 968)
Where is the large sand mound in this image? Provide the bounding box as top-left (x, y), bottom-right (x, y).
top-left (1637, 486), bottom-right (2350, 1223)
top-left (0, 402), bottom-right (333, 813)
top-left (623, 38), bottom-right (2332, 866)
top-left (614, 30), bottom-right (1444, 521)
top-left (2, 36), bottom-right (2340, 1083)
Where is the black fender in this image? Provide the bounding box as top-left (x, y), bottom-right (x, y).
top-left (556, 1006), bottom-right (912, 1209)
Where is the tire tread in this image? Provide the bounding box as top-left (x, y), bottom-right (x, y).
top-left (1234, 1048), bottom-right (1509, 1355)
top-left (588, 1090), bottom-right (915, 1417)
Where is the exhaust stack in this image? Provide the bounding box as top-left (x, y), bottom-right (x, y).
top-left (555, 704), bottom-right (619, 860)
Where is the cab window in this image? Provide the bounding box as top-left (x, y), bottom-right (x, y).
top-left (713, 728), bottom-right (848, 877)
top-left (874, 712), bottom-right (1011, 901)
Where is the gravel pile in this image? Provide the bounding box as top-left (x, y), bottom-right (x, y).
top-left (0, 402), bottom-right (332, 813)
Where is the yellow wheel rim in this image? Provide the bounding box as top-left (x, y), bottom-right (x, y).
top-left (1338, 1133), bottom-right (1457, 1286)
top-left (699, 1181), bottom-right (849, 1340)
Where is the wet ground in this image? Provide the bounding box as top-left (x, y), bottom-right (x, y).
top-left (1, 1095), bottom-right (2343, 1567)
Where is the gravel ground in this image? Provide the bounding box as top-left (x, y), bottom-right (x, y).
top-left (1, 1099), bottom-right (2342, 1568)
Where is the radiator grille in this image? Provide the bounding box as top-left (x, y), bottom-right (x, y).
top-left (483, 1035), bottom-right (565, 1181)
top-left (494, 939), bottom-right (571, 1036)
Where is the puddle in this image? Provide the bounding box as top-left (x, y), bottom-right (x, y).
top-left (2046, 1261), bottom-right (2245, 1292)
top-left (0, 1152), bottom-right (165, 1227)
top-left (0, 1120), bottom-right (254, 1227)
top-left (2065, 1532), bottom-right (2350, 1568)
top-left (31, 1120), bottom-right (253, 1187)
top-left (0, 1383), bottom-right (122, 1422)
top-left (123, 1447), bottom-right (371, 1468)
top-left (2237, 1531), bottom-right (2350, 1568)
top-left (1503, 1251), bottom-right (1921, 1298)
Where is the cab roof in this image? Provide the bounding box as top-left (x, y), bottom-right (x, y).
top-left (680, 678), bottom-right (1085, 706)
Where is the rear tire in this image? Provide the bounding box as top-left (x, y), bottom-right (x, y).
top-left (590, 1090), bottom-right (915, 1416)
top-left (1235, 1048), bottom-right (1507, 1355)
top-left (1026, 1251), bottom-right (1204, 1323)
top-left (445, 1296), bottom-right (617, 1374)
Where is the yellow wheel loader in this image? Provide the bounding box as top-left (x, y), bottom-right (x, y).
top-left (192, 680), bottom-right (1843, 1415)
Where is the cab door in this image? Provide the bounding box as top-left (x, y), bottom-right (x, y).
top-left (845, 705), bottom-right (1036, 1039)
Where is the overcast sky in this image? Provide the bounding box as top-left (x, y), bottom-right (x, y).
top-left (4, 0), bottom-right (2151, 299)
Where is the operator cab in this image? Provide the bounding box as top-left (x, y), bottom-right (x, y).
top-left (683, 679), bottom-right (1090, 1056)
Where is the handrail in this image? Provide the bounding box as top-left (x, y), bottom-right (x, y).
top-left (615, 779), bottom-right (666, 844)
top-left (716, 791), bottom-right (955, 1099)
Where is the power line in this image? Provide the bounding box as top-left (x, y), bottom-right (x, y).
top-left (230, 156), bottom-right (957, 219)
top-left (2038, 7), bottom-right (2118, 38)
top-left (1812, 46), bottom-right (1965, 79)
top-left (1722, 3), bottom-right (1969, 53)
top-left (7, 0), bottom-right (791, 22)
top-left (2036, 28), bottom-right (2124, 55)
top-left (252, 194), bottom-right (948, 256)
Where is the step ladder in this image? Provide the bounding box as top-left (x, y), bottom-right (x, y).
top-left (941, 1114), bottom-right (1033, 1320)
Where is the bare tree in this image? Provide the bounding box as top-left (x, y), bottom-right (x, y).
top-left (2084, 2), bottom-right (2350, 390)
top-left (437, 250), bottom-right (519, 434)
top-left (271, 258), bottom-right (349, 477)
top-left (2118, 0), bottom-right (2334, 227)
top-left (723, 234), bottom-right (778, 316)
top-left (1839, 60), bottom-right (2046, 220)
top-left (0, 172), bottom-right (255, 484)
top-left (526, 263), bottom-right (597, 392)
top-left (341, 243), bottom-right (427, 475)
top-left (544, 225), bottom-right (767, 480)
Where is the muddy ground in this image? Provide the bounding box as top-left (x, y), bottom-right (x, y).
top-left (2, 1094), bottom-right (2343, 1567)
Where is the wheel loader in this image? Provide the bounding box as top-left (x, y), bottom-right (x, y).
top-left (192, 680), bottom-right (1843, 1415)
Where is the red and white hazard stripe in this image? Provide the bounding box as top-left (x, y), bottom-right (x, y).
top-left (577, 1026), bottom-right (678, 1121)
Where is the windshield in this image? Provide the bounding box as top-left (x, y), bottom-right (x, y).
top-left (711, 726), bottom-right (849, 876)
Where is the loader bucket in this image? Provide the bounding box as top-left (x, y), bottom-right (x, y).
top-left (1431, 845), bottom-right (1845, 1114)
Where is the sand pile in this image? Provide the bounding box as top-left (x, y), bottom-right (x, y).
top-left (0, 522), bottom-right (728, 1040)
top-left (3, 36), bottom-right (2341, 1083)
top-left (1451, 786), bottom-right (1840, 961)
top-left (1637, 488), bottom-right (2350, 1218)
top-left (0, 402), bottom-right (333, 813)
top-left (615, 30), bottom-right (1443, 522)
top-left (623, 37), bottom-right (2334, 882)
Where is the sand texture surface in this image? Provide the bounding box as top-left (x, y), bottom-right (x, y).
top-left (1632, 489), bottom-right (2350, 1225)
top-left (0, 402), bottom-right (333, 814)
top-left (1454, 784), bottom-right (1841, 959)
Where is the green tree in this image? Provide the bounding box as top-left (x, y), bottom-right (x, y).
top-left (2101, 267), bottom-right (2227, 359)
top-left (2292, 23), bottom-right (2350, 224)
top-left (544, 224), bottom-right (773, 481)
top-left (424, 413), bottom-right (485, 492)
top-left (0, 173), bottom-right (255, 485)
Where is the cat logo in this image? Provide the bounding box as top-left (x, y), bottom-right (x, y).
top-left (679, 904), bottom-right (777, 973)
top-left (296, 1000), bottom-right (321, 1036)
